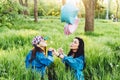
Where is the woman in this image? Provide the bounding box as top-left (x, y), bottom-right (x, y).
top-left (54, 37), bottom-right (85, 80)
top-left (25, 36), bottom-right (54, 80)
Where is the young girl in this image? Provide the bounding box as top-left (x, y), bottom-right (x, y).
top-left (25, 36), bottom-right (54, 80)
top-left (53, 37), bottom-right (85, 80)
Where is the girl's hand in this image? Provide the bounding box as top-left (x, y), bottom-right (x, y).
top-left (52, 49), bottom-right (59, 56)
top-left (58, 48), bottom-right (64, 54)
top-left (48, 48), bottom-right (54, 51)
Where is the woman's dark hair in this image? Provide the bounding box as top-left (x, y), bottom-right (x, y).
top-left (66, 37), bottom-right (86, 70)
top-left (29, 45), bottom-right (46, 63)
top-left (68, 37), bottom-right (84, 57)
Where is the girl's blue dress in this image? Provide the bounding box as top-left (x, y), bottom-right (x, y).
top-left (25, 50), bottom-right (53, 77)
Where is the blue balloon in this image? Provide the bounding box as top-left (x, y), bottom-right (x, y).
top-left (61, 3), bottom-right (79, 24)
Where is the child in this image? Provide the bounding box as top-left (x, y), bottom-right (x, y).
top-left (25, 36), bottom-right (54, 80)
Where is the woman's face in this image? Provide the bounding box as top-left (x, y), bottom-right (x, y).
top-left (38, 39), bottom-right (47, 47)
top-left (70, 38), bottom-right (79, 50)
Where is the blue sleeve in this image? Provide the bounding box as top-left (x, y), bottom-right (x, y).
top-left (47, 51), bottom-right (54, 62)
top-left (48, 51), bottom-right (52, 56)
top-left (62, 56), bottom-right (84, 70)
top-left (37, 51), bottom-right (54, 66)
top-left (25, 51), bottom-right (32, 68)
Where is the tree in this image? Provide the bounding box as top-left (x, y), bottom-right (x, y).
top-left (82, 0), bottom-right (95, 32)
top-left (18, 0), bottom-right (23, 14)
top-left (95, 0), bottom-right (105, 19)
top-left (115, 0), bottom-right (119, 21)
top-left (105, 0), bottom-right (110, 19)
top-left (34, 0), bottom-right (38, 22)
top-left (24, 0), bottom-right (28, 15)
top-left (19, 0), bottom-right (28, 15)
top-left (62, 0), bottom-right (66, 5)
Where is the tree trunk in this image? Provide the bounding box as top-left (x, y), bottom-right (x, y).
top-left (115, 0), bottom-right (119, 21)
top-left (82, 0), bottom-right (95, 32)
top-left (19, 0), bottom-right (24, 6)
top-left (62, 0), bottom-right (66, 5)
top-left (19, 0), bottom-right (24, 14)
top-left (106, 0), bottom-right (110, 19)
top-left (19, 0), bottom-right (28, 15)
top-left (24, 0), bottom-right (29, 15)
top-left (34, 0), bottom-right (38, 22)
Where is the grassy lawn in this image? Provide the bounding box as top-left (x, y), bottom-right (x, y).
top-left (0, 18), bottom-right (120, 80)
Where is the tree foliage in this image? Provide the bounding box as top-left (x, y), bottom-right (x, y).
top-left (0, 0), bottom-right (23, 27)
top-left (95, 0), bottom-right (105, 19)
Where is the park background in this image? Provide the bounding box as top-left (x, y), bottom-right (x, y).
top-left (0, 0), bottom-right (120, 80)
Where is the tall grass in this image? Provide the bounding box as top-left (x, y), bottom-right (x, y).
top-left (0, 18), bottom-right (120, 80)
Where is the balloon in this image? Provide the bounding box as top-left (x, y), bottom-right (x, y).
top-left (61, 3), bottom-right (79, 24)
top-left (64, 18), bottom-right (79, 35)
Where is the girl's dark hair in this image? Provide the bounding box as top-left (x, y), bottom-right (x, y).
top-left (29, 45), bottom-right (46, 63)
top-left (66, 37), bottom-right (86, 70)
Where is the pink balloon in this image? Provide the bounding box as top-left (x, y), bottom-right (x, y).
top-left (64, 18), bottom-right (79, 35)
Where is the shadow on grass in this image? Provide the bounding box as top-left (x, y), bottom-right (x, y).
top-left (84, 32), bottom-right (103, 37)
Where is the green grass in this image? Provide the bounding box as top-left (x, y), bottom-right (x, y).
top-left (0, 18), bottom-right (120, 80)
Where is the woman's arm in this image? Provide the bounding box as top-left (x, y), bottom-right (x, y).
top-left (62, 56), bottom-right (84, 70)
top-left (53, 48), bottom-right (84, 70)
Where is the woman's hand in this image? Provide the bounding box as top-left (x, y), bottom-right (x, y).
top-left (57, 48), bottom-right (64, 58)
top-left (48, 48), bottom-right (64, 58)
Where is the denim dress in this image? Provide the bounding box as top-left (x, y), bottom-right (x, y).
top-left (25, 50), bottom-right (53, 77)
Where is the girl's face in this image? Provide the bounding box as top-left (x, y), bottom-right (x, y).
top-left (70, 38), bottom-right (79, 50)
top-left (38, 39), bottom-right (47, 47)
